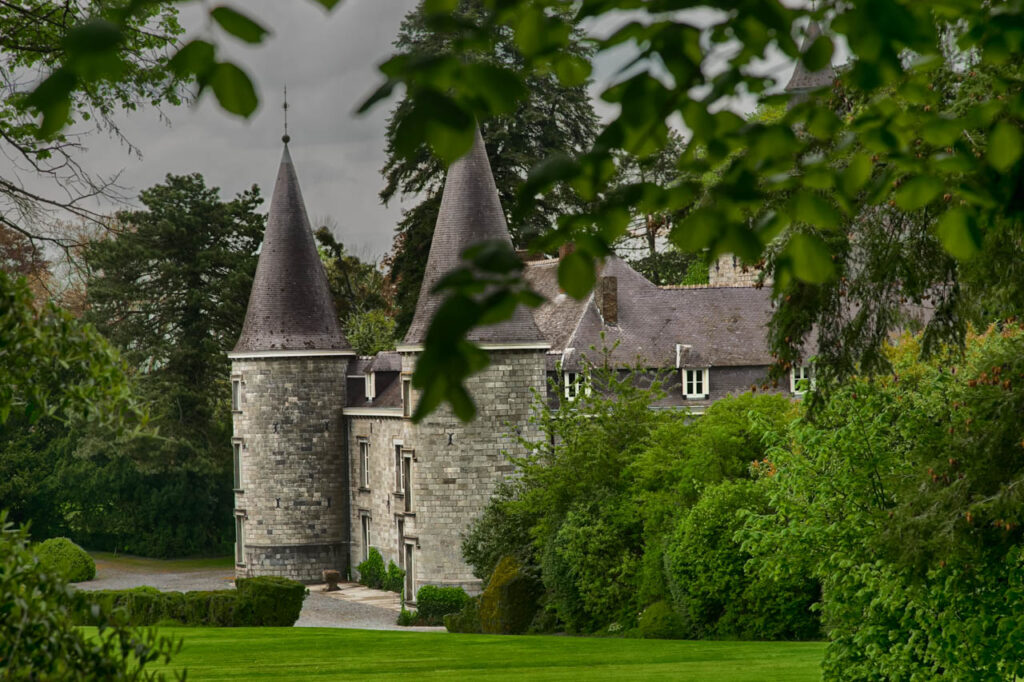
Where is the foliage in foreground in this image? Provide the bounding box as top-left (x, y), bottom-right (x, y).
top-left (34, 537), bottom-right (96, 583)
top-left (749, 326), bottom-right (1024, 679)
top-left (0, 514), bottom-right (178, 680)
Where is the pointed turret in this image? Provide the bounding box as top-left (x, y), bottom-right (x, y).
top-left (234, 142), bottom-right (348, 352)
top-left (403, 126), bottom-right (545, 347)
top-left (785, 22), bottom-right (836, 103)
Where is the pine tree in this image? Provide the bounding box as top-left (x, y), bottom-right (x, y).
top-left (380, 0), bottom-right (598, 336)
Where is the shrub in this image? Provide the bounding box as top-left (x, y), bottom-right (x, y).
top-left (356, 547), bottom-right (386, 589)
top-left (665, 480), bottom-right (821, 641)
top-left (34, 537), bottom-right (95, 583)
top-left (396, 607), bottom-right (418, 626)
top-left (384, 560), bottom-right (405, 594)
top-left (415, 585), bottom-right (469, 625)
top-left (235, 575), bottom-right (307, 626)
top-left (444, 597), bottom-right (481, 633)
top-left (638, 601), bottom-right (684, 639)
top-left (479, 556), bottom-right (542, 635)
top-left (0, 513), bottom-right (176, 678)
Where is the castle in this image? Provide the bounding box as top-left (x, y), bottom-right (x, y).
top-left (227, 48), bottom-right (830, 594)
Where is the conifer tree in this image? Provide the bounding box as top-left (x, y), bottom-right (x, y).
top-left (380, 0), bottom-right (598, 336)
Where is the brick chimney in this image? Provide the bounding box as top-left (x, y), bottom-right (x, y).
top-left (597, 276), bottom-right (618, 325)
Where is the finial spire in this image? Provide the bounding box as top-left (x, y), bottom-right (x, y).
top-left (282, 85), bottom-right (290, 144)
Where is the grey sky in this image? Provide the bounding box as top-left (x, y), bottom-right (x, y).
top-left (67, 2), bottom-right (813, 262)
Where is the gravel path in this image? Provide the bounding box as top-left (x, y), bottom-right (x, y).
top-left (77, 555), bottom-right (444, 632)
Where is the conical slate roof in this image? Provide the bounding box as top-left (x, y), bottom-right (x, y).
top-left (233, 143), bottom-right (348, 352)
top-left (403, 126), bottom-right (546, 347)
top-left (785, 22), bottom-right (836, 94)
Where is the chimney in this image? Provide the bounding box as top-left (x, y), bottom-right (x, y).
top-left (597, 276), bottom-right (618, 325)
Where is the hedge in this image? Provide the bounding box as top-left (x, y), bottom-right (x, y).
top-left (35, 537), bottom-right (95, 583)
top-left (444, 596), bottom-right (482, 633)
top-left (76, 576), bottom-right (307, 627)
top-left (415, 585), bottom-right (469, 625)
top-left (356, 547), bottom-right (386, 589)
top-left (479, 556), bottom-right (541, 635)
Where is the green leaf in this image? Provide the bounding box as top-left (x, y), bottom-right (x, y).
top-left (921, 116), bottom-right (962, 147)
top-left (670, 207), bottom-right (721, 252)
top-left (308, 0), bottom-right (343, 8)
top-left (209, 62), bottom-right (258, 117)
top-left (987, 121), bottom-right (1023, 172)
top-left (894, 175), bottom-right (943, 211)
top-left (423, 0), bottom-right (458, 12)
top-left (791, 191), bottom-right (841, 230)
top-left (802, 36), bottom-right (834, 72)
top-left (558, 250), bottom-right (596, 300)
top-left (786, 233), bottom-right (835, 284)
top-left (169, 40), bottom-right (216, 78)
top-left (25, 69), bottom-right (76, 138)
top-left (840, 154), bottom-right (873, 197)
top-left (553, 54), bottom-right (592, 87)
top-left (936, 208), bottom-right (981, 259)
top-left (211, 6), bottom-right (271, 44)
top-left (64, 19), bottom-right (122, 56)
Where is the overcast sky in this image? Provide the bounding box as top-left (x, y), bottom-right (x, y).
top-left (65, 1), bottom-right (811, 262)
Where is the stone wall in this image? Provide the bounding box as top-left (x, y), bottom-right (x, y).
top-left (231, 355), bottom-right (349, 583)
top-left (708, 254), bottom-right (769, 287)
top-left (347, 349), bottom-right (547, 597)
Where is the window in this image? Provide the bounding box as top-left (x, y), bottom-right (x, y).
top-left (402, 378), bottom-right (412, 418)
top-left (231, 379), bottom-right (241, 411)
top-left (563, 372), bottom-right (591, 400)
top-left (683, 368), bottom-right (709, 399)
top-left (403, 454), bottom-right (412, 512)
top-left (232, 441), bottom-right (242, 489)
top-left (235, 515), bottom-right (245, 565)
top-left (791, 365), bottom-right (814, 395)
top-left (364, 373), bottom-right (375, 402)
top-left (397, 519), bottom-right (405, 567)
top-left (395, 444), bottom-right (404, 492)
top-left (404, 543), bottom-right (415, 601)
top-left (361, 515), bottom-right (372, 561)
top-left (359, 440), bottom-right (370, 488)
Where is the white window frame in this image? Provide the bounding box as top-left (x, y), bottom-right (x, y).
top-left (683, 368), bottom-right (709, 400)
top-left (358, 439), bottom-right (370, 489)
top-left (563, 371), bottom-right (591, 400)
top-left (402, 377), bottom-right (412, 418)
top-left (790, 365), bottom-right (815, 396)
top-left (364, 373), bottom-right (375, 402)
top-left (360, 514), bottom-right (372, 562)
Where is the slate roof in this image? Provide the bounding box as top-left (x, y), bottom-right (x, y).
top-left (524, 256), bottom-right (778, 371)
top-left (403, 126), bottom-right (546, 347)
top-left (234, 143), bottom-right (348, 352)
top-left (785, 21), bottom-right (836, 93)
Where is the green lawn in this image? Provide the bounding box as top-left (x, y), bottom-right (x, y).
top-left (138, 628), bottom-right (824, 681)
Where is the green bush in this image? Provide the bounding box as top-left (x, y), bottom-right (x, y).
top-left (356, 547), bottom-right (386, 589)
top-left (1, 513), bottom-right (177, 678)
top-left (235, 575), bottom-right (307, 626)
top-left (415, 585), bottom-right (469, 625)
top-left (479, 556), bottom-right (542, 635)
top-left (384, 560), bottom-right (405, 594)
top-left (638, 601), bottom-right (684, 639)
top-left (34, 537), bottom-right (95, 582)
top-left (444, 596), bottom-right (481, 633)
top-left (665, 480), bottom-right (821, 641)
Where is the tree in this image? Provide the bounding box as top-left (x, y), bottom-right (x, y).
top-left (77, 173), bottom-right (263, 555)
top-left (380, 0), bottom-right (598, 336)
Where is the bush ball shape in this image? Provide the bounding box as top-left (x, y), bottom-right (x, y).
top-left (479, 556), bottom-right (542, 635)
top-left (638, 601), bottom-right (685, 639)
top-left (35, 537), bottom-right (95, 583)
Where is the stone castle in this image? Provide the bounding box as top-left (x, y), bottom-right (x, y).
top-left (226, 48), bottom-right (831, 594)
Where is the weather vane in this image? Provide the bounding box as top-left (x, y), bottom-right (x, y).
top-left (282, 85), bottom-right (290, 144)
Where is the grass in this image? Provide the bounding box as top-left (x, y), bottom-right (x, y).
top-left (136, 628), bottom-right (824, 681)
top-left (89, 551), bottom-right (233, 572)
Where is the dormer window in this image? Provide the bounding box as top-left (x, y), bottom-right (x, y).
top-left (564, 372), bottom-right (591, 400)
top-left (683, 368), bottom-right (709, 400)
top-left (791, 365), bottom-right (814, 396)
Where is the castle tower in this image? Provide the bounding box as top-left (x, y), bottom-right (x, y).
top-left (229, 139), bottom-right (353, 582)
top-left (785, 21), bottom-right (836, 107)
top-left (387, 126), bottom-right (549, 594)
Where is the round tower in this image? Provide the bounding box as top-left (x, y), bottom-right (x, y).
top-left (228, 138), bottom-right (353, 582)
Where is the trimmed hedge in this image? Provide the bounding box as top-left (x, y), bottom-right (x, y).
top-left (35, 537), bottom-right (95, 583)
top-left (77, 576), bottom-right (307, 627)
top-left (384, 560), bottom-right (405, 594)
top-left (444, 596), bottom-right (482, 633)
top-left (479, 556), bottom-right (541, 635)
top-left (638, 601), bottom-right (685, 639)
top-left (415, 585), bottom-right (469, 625)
